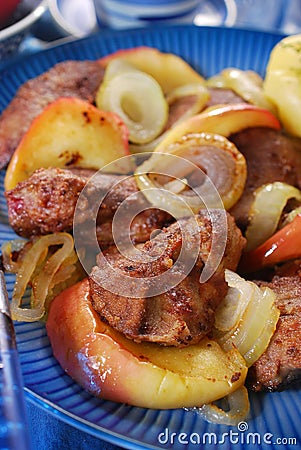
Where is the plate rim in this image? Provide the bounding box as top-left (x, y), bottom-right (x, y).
top-left (1, 24), bottom-right (300, 450)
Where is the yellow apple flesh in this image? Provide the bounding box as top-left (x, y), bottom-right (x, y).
top-left (46, 279), bottom-right (247, 410)
top-left (99, 46), bottom-right (205, 94)
top-left (5, 97), bottom-right (129, 190)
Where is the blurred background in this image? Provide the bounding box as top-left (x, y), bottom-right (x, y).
top-left (0, 1), bottom-right (301, 450)
top-left (1, 0), bottom-right (301, 69)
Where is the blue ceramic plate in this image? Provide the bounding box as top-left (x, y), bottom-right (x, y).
top-left (0, 25), bottom-right (300, 450)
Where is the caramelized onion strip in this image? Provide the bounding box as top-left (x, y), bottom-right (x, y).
top-left (135, 132), bottom-right (246, 211)
top-left (96, 59), bottom-right (168, 144)
top-left (214, 270), bottom-right (280, 367)
top-left (191, 386), bottom-right (250, 426)
top-left (245, 182), bottom-right (301, 251)
top-left (207, 68), bottom-right (276, 113)
top-left (130, 83), bottom-right (210, 153)
top-left (1, 239), bottom-right (27, 272)
top-left (7, 233), bottom-right (79, 322)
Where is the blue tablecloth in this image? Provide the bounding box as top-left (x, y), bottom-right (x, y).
top-left (27, 401), bottom-right (123, 450)
top-left (2, 1), bottom-right (301, 449)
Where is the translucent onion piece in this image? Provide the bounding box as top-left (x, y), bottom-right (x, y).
top-left (192, 386), bottom-right (250, 426)
top-left (1, 239), bottom-right (27, 273)
top-left (206, 73), bottom-right (227, 89)
top-left (166, 133), bottom-right (247, 212)
top-left (208, 70), bottom-right (263, 89)
top-left (163, 177), bottom-right (187, 194)
top-left (100, 58), bottom-right (138, 81)
top-left (166, 83), bottom-right (210, 119)
top-left (243, 295), bottom-right (279, 365)
top-left (245, 182), bottom-right (301, 251)
top-left (44, 259), bottom-right (84, 317)
top-left (136, 132), bottom-right (246, 211)
top-left (214, 271), bottom-right (255, 332)
top-left (207, 68), bottom-right (276, 113)
top-left (280, 205), bottom-right (301, 228)
top-left (135, 158), bottom-right (193, 218)
top-left (129, 83), bottom-right (210, 153)
top-left (49, 250), bottom-right (79, 286)
top-left (96, 65), bottom-right (168, 144)
top-left (226, 287), bottom-right (276, 363)
top-left (11, 233), bottom-right (76, 322)
top-left (31, 248), bottom-right (77, 309)
top-left (129, 130), bottom-right (168, 153)
top-left (215, 270), bottom-right (280, 367)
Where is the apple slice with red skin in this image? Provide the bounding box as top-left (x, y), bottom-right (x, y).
top-left (46, 278), bottom-right (247, 410)
top-left (5, 97), bottom-right (129, 190)
top-left (99, 46), bottom-right (205, 94)
top-left (154, 104), bottom-right (281, 152)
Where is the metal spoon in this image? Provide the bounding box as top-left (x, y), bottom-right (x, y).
top-left (0, 270), bottom-right (31, 449)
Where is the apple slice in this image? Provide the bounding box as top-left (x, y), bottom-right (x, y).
top-left (46, 278), bottom-right (247, 410)
top-left (154, 103), bottom-right (281, 152)
top-left (99, 46), bottom-right (205, 94)
top-left (4, 97), bottom-right (129, 190)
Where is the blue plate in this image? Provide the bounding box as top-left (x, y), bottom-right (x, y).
top-left (0, 25), bottom-right (300, 450)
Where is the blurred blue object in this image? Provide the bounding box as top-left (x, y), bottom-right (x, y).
top-left (92, 0), bottom-right (301, 32)
top-left (47, 0), bottom-right (98, 38)
top-left (3, 0), bottom-right (301, 69)
top-left (27, 402), bottom-right (123, 450)
top-left (235, 0), bottom-right (301, 34)
top-left (0, 271), bottom-right (31, 450)
top-left (93, 0), bottom-right (201, 29)
top-left (0, 0), bottom-right (46, 61)
top-left (1, 2), bottom-right (301, 450)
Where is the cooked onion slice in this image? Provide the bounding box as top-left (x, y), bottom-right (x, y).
top-left (6, 233), bottom-right (81, 322)
top-left (281, 205), bottom-right (301, 228)
top-left (165, 83), bottom-right (210, 121)
top-left (214, 270), bottom-right (280, 367)
top-left (96, 59), bottom-right (168, 144)
top-left (130, 83), bottom-right (210, 153)
top-left (135, 132), bottom-right (246, 212)
top-left (135, 161), bottom-right (192, 218)
top-left (1, 239), bottom-right (27, 272)
top-left (100, 57), bottom-right (135, 80)
top-left (214, 272), bottom-right (254, 333)
top-left (191, 386), bottom-right (250, 426)
top-left (245, 182), bottom-right (301, 251)
top-left (207, 68), bottom-right (276, 113)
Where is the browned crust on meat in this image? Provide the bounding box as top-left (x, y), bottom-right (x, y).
top-left (5, 168), bottom-right (173, 245)
top-left (249, 261), bottom-right (301, 391)
top-left (207, 87), bottom-right (247, 107)
top-left (229, 128), bottom-right (301, 230)
top-left (89, 211), bottom-right (245, 347)
top-left (5, 168), bottom-right (89, 237)
top-left (0, 60), bottom-right (105, 168)
top-left (164, 87), bottom-right (246, 131)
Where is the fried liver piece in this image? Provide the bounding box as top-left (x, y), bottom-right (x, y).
top-left (249, 260), bottom-right (301, 391)
top-left (0, 60), bottom-right (105, 168)
top-left (229, 127), bottom-right (301, 230)
top-left (0, 69), bottom-right (247, 170)
top-left (5, 168), bottom-right (91, 237)
top-left (89, 211), bottom-right (245, 347)
top-left (5, 167), bottom-right (172, 246)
